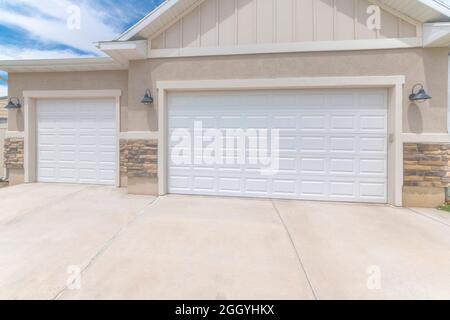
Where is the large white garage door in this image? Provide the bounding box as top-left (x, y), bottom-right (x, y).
top-left (168, 89), bottom-right (388, 203)
top-left (37, 98), bottom-right (116, 185)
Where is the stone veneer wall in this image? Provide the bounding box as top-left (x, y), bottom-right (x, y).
top-left (119, 139), bottom-right (158, 179)
top-left (4, 138), bottom-right (24, 169)
top-left (404, 143), bottom-right (450, 188)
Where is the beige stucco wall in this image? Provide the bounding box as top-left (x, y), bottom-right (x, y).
top-left (126, 47), bottom-right (448, 134)
top-left (7, 47), bottom-right (449, 134)
top-left (8, 70), bottom-right (128, 132)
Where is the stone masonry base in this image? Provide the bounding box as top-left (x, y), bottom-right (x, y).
top-left (120, 139), bottom-right (158, 195)
top-left (4, 138), bottom-right (24, 170)
top-left (3, 138), bottom-right (25, 186)
top-left (403, 143), bottom-right (449, 207)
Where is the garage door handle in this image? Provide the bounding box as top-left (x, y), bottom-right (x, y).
top-left (389, 134), bottom-right (395, 143)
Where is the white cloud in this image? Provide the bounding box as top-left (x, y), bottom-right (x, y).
top-left (0, 0), bottom-right (123, 56)
top-left (0, 45), bottom-right (98, 60)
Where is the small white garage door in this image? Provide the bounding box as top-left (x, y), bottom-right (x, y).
top-left (168, 89), bottom-right (388, 204)
top-left (37, 98), bottom-right (116, 185)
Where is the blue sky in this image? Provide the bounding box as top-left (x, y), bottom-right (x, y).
top-left (0, 0), bottom-right (165, 96)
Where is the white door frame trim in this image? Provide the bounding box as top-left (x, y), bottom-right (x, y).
top-left (23, 90), bottom-right (122, 187)
top-left (157, 76), bottom-right (405, 206)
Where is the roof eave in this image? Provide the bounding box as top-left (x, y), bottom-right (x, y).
top-left (423, 22), bottom-right (450, 47)
top-left (0, 57), bottom-right (127, 73)
top-left (116, 0), bottom-right (180, 41)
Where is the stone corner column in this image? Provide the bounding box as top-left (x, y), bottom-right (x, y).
top-left (4, 137), bottom-right (25, 186)
top-left (120, 138), bottom-right (158, 196)
top-left (403, 143), bottom-right (448, 208)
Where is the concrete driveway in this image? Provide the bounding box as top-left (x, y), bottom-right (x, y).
top-left (1, 184), bottom-right (450, 300)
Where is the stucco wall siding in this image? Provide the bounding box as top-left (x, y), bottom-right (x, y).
top-left (7, 48), bottom-right (449, 134)
top-left (129, 47), bottom-right (448, 134)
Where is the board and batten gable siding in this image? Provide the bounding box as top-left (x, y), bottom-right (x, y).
top-left (151, 0), bottom-right (418, 50)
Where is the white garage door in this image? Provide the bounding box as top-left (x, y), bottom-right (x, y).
top-left (168, 89), bottom-right (388, 204)
top-left (37, 98), bottom-right (116, 185)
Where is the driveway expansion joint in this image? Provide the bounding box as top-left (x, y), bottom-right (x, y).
top-left (271, 200), bottom-right (319, 300)
top-left (1, 185), bottom-right (91, 227)
top-left (407, 207), bottom-right (450, 229)
top-left (52, 196), bottom-right (160, 300)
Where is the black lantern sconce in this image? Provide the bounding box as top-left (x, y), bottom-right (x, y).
top-left (409, 84), bottom-right (432, 103)
top-left (141, 89), bottom-right (154, 105)
top-left (5, 97), bottom-right (22, 109)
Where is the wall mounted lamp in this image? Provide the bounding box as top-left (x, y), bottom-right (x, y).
top-left (409, 84), bottom-right (432, 103)
top-left (5, 97), bottom-right (22, 109)
top-left (141, 89), bottom-right (154, 105)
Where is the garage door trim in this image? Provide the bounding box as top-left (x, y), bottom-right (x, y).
top-left (157, 76), bottom-right (405, 206)
top-left (23, 90), bottom-right (122, 187)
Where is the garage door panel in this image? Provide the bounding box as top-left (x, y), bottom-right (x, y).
top-left (360, 137), bottom-right (387, 153)
top-left (330, 181), bottom-right (356, 198)
top-left (168, 89), bottom-right (388, 204)
top-left (329, 137), bottom-right (356, 152)
top-left (301, 136), bottom-right (327, 152)
top-left (359, 159), bottom-right (387, 176)
top-left (273, 179), bottom-right (297, 195)
top-left (301, 115), bottom-right (327, 131)
top-left (360, 114), bottom-right (387, 131)
top-left (358, 92), bottom-right (387, 106)
top-left (330, 115), bottom-right (356, 130)
top-left (37, 99), bottom-right (116, 186)
top-left (359, 182), bottom-right (387, 199)
top-left (300, 180), bottom-right (327, 197)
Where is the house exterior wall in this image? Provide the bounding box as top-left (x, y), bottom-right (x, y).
top-left (5, 47), bottom-right (449, 206)
top-left (151, 0), bottom-right (418, 51)
top-left (127, 47), bottom-right (448, 134)
top-left (8, 49), bottom-right (447, 134)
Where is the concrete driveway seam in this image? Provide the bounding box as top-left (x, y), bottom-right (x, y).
top-left (0, 185), bottom-right (91, 227)
top-left (53, 196), bottom-right (160, 300)
top-left (271, 200), bottom-right (319, 300)
top-left (407, 208), bottom-right (450, 229)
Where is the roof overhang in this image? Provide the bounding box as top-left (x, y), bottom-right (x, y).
top-left (423, 22), bottom-right (450, 46)
top-left (371, 0), bottom-right (450, 23)
top-left (95, 40), bottom-right (148, 64)
top-left (0, 57), bottom-right (127, 73)
top-left (117, 0), bottom-right (205, 41)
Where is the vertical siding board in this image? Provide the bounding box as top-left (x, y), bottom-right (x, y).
top-left (256, 0), bottom-right (274, 44)
top-left (400, 19), bottom-right (417, 38)
top-left (314, 0), bottom-right (334, 41)
top-left (182, 7), bottom-right (200, 48)
top-left (276, 0), bottom-right (294, 43)
top-left (379, 9), bottom-right (400, 39)
top-left (237, 0), bottom-right (256, 45)
top-left (295, 0), bottom-right (314, 42)
top-left (200, 0), bottom-right (218, 47)
top-left (164, 21), bottom-right (181, 48)
top-left (335, 0), bottom-right (355, 40)
top-left (356, 0), bottom-right (377, 40)
top-left (150, 0), bottom-right (421, 50)
top-left (218, 0), bottom-right (236, 46)
top-left (151, 33), bottom-right (165, 49)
